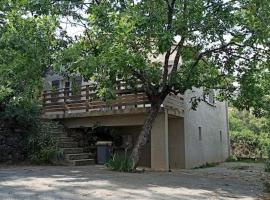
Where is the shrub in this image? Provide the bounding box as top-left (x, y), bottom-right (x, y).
top-left (229, 108), bottom-right (270, 160)
top-left (27, 122), bottom-right (63, 164)
top-left (225, 155), bottom-right (238, 162)
top-left (230, 130), bottom-right (270, 159)
top-left (105, 154), bottom-right (132, 172)
top-left (266, 145), bottom-right (270, 172)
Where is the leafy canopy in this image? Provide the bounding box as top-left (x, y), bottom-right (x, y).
top-left (0, 1), bottom-right (71, 128)
top-left (58, 0), bottom-right (269, 110)
top-left (0, 1), bottom-right (67, 110)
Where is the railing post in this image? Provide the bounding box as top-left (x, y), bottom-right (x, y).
top-left (117, 82), bottom-right (121, 110)
top-left (85, 85), bottom-right (89, 112)
top-left (63, 88), bottom-right (67, 115)
top-left (42, 91), bottom-right (46, 114)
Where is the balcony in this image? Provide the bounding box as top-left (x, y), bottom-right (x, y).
top-left (42, 83), bottom-right (184, 120)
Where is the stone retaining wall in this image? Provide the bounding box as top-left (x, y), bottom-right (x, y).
top-left (0, 128), bottom-right (27, 163)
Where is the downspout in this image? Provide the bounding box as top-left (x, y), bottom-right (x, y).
top-left (225, 101), bottom-right (230, 157)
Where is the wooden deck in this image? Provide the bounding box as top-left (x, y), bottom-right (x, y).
top-left (42, 84), bottom-right (184, 119)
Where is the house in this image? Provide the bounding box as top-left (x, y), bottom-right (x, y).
top-left (42, 55), bottom-right (229, 170)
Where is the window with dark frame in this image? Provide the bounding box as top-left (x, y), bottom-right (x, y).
top-left (65, 81), bottom-right (70, 89)
top-left (51, 80), bottom-right (60, 103)
top-left (51, 80), bottom-right (60, 90)
top-left (199, 126), bottom-right (202, 141)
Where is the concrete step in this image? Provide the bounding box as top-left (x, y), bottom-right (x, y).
top-left (59, 137), bottom-right (74, 143)
top-left (62, 148), bottom-right (84, 154)
top-left (83, 146), bottom-right (96, 153)
top-left (49, 131), bottom-right (67, 135)
top-left (59, 142), bottom-right (78, 148)
top-left (65, 153), bottom-right (90, 161)
top-left (41, 123), bottom-right (63, 126)
top-left (71, 159), bottom-right (95, 166)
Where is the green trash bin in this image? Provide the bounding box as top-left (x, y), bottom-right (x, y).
top-left (96, 141), bottom-right (112, 164)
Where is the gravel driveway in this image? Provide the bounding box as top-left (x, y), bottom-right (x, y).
top-left (0, 162), bottom-right (268, 200)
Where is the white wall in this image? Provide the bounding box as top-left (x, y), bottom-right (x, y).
top-left (183, 88), bottom-right (229, 168)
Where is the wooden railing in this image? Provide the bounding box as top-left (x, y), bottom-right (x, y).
top-left (42, 84), bottom-right (184, 115)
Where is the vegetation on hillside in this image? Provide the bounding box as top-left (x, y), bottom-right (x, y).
top-left (0, 1), bottom-right (66, 164)
top-left (229, 107), bottom-right (270, 159)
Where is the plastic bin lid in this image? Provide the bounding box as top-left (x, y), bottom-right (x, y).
top-left (96, 141), bottom-right (112, 145)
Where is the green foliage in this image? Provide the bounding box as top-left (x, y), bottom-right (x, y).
top-left (266, 146), bottom-right (270, 172)
top-left (27, 122), bottom-right (63, 164)
top-left (225, 155), bottom-right (238, 162)
top-left (1, 99), bottom-right (41, 129)
top-left (0, 2), bottom-right (67, 164)
top-left (0, 1), bottom-right (68, 115)
top-left (106, 154), bottom-right (132, 172)
top-left (56, 0), bottom-right (270, 114)
top-left (229, 108), bottom-right (270, 159)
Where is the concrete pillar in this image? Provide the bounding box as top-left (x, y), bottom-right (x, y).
top-left (151, 110), bottom-right (169, 171)
top-left (168, 117), bottom-right (185, 169)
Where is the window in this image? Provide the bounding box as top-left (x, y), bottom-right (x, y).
top-left (51, 80), bottom-right (60, 102)
top-left (65, 81), bottom-right (70, 89)
top-left (198, 126), bottom-right (202, 141)
top-left (71, 76), bottom-right (82, 100)
top-left (204, 89), bottom-right (215, 105)
top-left (51, 80), bottom-right (60, 90)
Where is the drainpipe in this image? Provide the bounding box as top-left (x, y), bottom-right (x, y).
top-left (225, 101), bottom-right (230, 157)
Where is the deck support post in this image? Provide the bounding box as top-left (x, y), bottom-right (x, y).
top-left (151, 109), bottom-right (169, 171)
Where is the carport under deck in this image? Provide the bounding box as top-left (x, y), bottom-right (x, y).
top-left (42, 84), bottom-right (185, 170)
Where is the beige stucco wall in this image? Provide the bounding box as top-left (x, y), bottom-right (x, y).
top-left (151, 112), bottom-right (169, 171)
top-left (168, 117), bottom-right (185, 169)
top-left (183, 88), bottom-right (229, 169)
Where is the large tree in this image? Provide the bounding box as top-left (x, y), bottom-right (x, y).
top-left (56, 0), bottom-right (269, 170)
top-left (0, 1), bottom-right (71, 126)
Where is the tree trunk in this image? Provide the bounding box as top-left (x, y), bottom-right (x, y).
top-left (130, 102), bottom-right (162, 170)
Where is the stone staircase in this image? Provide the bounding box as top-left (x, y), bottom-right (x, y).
top-left (42, 121), bottom-right (96, 166)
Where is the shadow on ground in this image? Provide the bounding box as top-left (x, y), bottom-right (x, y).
top-left (0, 163), bottom-right (267, 200)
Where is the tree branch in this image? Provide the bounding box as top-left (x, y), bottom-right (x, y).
top-left (162, 0), bottom-right (176, 87)
top-left (131, 69), bottom-right (155, 97)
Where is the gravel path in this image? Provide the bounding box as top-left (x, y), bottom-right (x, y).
top-left (0, 162), bottom-right (268, 200)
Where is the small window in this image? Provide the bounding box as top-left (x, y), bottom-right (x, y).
top-left (220, 130), bottom-right (222, 142)
top-left (51, 80), bottom-right (60, 102)
top-left (51, 80), bottom-right (60, 90)
top-left (65, 81), bottom-right (70, 89)
top-left (199, 126), bottom-right (202, 141)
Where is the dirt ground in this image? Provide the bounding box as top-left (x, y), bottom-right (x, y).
top-left (0, 162), bottom-right (269, 200)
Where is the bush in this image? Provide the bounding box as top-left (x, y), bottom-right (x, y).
top-left (230, 130), bottom-right (270, 159)
top-left (225, 155), bottom-right (238, 162)
top-left (27, 122), bottom-right (63, 164)
top-left (2, 98), bottom-right (41, 129)
top-left (266, 146), bottom-right (270, 172)
top-left (229, 108), bottom-right (270, 160)
top-left (105, 154), bottom-right (132, 172)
